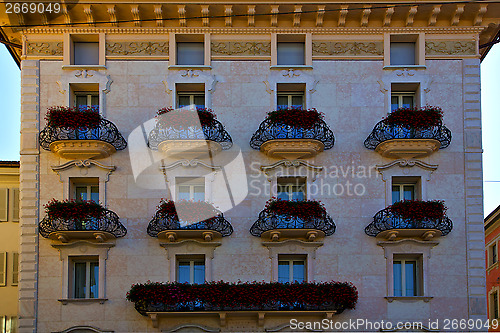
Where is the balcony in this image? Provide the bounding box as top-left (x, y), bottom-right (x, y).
top-left (364, 106), bottom-right (451, 159)
top-left (250, 108), bottom-right (334, 159)
top-left (39, 200), bottom-right (127, 242)
top-left (364, 200), bottom-right (453, 241)
top-left (39, 106), bottom-right (127, 159)
top-left (147, 200), bottom-right (233, 242)
top-left (250, 199), bottom-right (335, 241)
top-left (127, 281), bottom-right (358, 327)
top-left (148, 108), bottom-right (232, 158)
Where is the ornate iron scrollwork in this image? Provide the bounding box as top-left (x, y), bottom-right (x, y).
top-left (147, 211), bottom-right (233, 237)
top-left (364, 120), bottom-right (452, 150)
top-left (249, 207), bottom-right (336, 237)
top-left (249, 119), bottom-right (335, 150)
top-left (38, 208), bottom-right (127, 238)
top-left (147, 120), bottom-right (233, 150)
top-left (364, 207), bottom-right (453, 237)
top-left (39, 119), bottom-right (128, 151)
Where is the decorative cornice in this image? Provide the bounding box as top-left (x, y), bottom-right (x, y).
top-left (313, 41), bottom-right (383, 56)
top-left (376, 159), bottom-right (438, 172)
top-left (211, 41), bottom-right (271, 56)
top-left (106, 41), bottom-right (169, 56)
top-left (52, 159), bottom-right (117, 171)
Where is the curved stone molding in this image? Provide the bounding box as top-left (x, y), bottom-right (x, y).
top-left (211, 41), bottom-right (271, 56)
top-left (312, 41), bottom-right (383, 56)
top-left (49, 140), bottom-right (116, 160)
top-left (425, 41), bottom-right (476, 56)
top-left (261, 160), bottom-right (323, 182)
top-left (106, 41), bottom-right (169, 56)
top-left (158, 140), bottom-right (223, 159)
top-left (160, 159), bottom-right (222, 173)
top-left (26, 42), bottom-right (63, 56)
top-left (165, 323), bottom-right (220, 333)
top-left (260, 139), bottom-right (324, 159)
top-left (54, 326), bottom-right (113, 333)
top-left (376, 159), bottom-right (438, 175)
top-left (375, 138), bottom-right (441, 159)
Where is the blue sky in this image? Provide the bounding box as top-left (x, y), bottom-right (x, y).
top-left (0, 43), bottom-right (499, 216)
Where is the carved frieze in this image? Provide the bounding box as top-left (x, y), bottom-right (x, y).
top-left (312, 41), bottom-right (383, 56)
top-left (425, 41), bottom-right (476, 56)
top-left (26, 42), bottom-right (63, 56)
top-left (211, 41), bottom-right (271, 56)
top-left (106, 41), bottom-right (169, 56)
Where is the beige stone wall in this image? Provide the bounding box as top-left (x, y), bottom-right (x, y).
top-left (20, 31), bottom-right (486, 332)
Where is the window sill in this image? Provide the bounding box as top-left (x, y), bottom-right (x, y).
top-left (383, 65), bottom-right (426, 70)
top-left (62, 65), bottom-right (107, 70)
top-left (487, 262), bottom-right (499, 273)
top-left (270, 65), bottom-right (313, 70)
top-left (58, 298), bottom-right (108, 305)
top-left (385, 296), bottom-right (432, 303)
top-left (168, 65), bottom-right (212, 69)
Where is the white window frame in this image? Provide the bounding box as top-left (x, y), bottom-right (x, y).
top-left (391, 182), bottom-right (417, 204)
top-left (11, 252), bottom-right (18, 286)
top-left (391, 92), bottom-right (415, 111)
top-left (74, 92), bottom-right (99, 110)
top-left (276, 177), bottom-right (306, 201)
top-left (169, 33), bottom-right (210, 68)
top-left (71, 258), bottom-right (99, 299)
top-left (176, 92), bottom-right (205, 109)
top-left (393, 256), bottom-right (422, 297)
top-left (176, 257), bottom-right (206, 284)
top-left (72, 179), bottom-right (100, 203)
top-left (175, 177), bottom-right (205, 201)
top-left (276, 92), bottom-right (304, 110)
top-left (0, 252), bottom-right (6, 286)
top-left (278, 256), bottom-right (306, 283)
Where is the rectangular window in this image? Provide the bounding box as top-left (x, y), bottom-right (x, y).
top-left (278, 255), bottom-right (306, 283)
top-left (390, 42), bottom-right (416, 66)
top-left (391, 184), bottom-right (415, 204)
top-left (177, 42), bottom-right (204, 66)
top-left (0, 188), bottom-right (8, 222)
top-left (0, 317), bottom-right (5, 333)
top-left (391, 93), bottom-right (415, 112)
top-left (177, 257), bottom-right (205, 284)
top-left (277, 35), bottom-right (305, 66)
top-left (277, 83), bottom-right (305, 110)
top-left (71, 178), bottom-right (99, 203)
top-left (0, 252), bottom-right (6, 286)
top-left (75, 92), bottom-right (99, 111)
top-left (491, 243), bottom-right (498, 266)
top-left (73, 42), bottom-right (99, 66)
top-left (12, 189), bottom-right (19, 222)
top-left (493, 292), bottom-right (499, 319)
top-left (72, 258), bottom-right (99, 299)
top-left (393, 256), bottom-right (422, 296)
top-left (176, 83), bottom-right (205, 109)
top-left (11, 253), bottom-right (18, 286)
top-left (176, 177), bottom-right (205, 201)
top-left (277, 177), bottom-right (306, 201)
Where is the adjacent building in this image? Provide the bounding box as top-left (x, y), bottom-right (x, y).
top-left (486, 205), bottom-right (500, 330)
top-left (1, 1), bottom-right (500, 332)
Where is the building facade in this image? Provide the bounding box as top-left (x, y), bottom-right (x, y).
top-left (0, 161), bottom-right (20, 333)
top-left (485, 205), bottom-right (500, 331)
top-left (1, 1), bottom-right (500, 332)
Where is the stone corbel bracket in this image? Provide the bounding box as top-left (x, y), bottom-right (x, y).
top-left (261, 159), bottom-right (323, 182)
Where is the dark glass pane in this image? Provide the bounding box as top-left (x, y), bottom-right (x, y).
top-left (391, 96), bottom-right (399, 112)
top-left (402, 96), bottom-right (414, 109)
top-left (178, 95), bottom-right (191, 108)
top-left (74, 262), bottom-right (86, 298)
top-left (90, 262), bottom-right (99, 299)
top-left (390, 42), bottom-right (415, 66)
top-left (177, 262), bottom-right (190, 283)
top-left (177, 42), bottom-right (204, 66)
top-left (193, 262), bottom-right (205, 284)
top-left (293, 261), bottom-right (305, 282)
top-left (392, 185), bottom-right (401, 204)
top-left (277, 42), bottom-right (305, 66)
top-left (393, 261), bottom-right (402, 296)
top-left (405, 261), bottom-right (417, 296)
top-left (278, 261), bottom-right (289, 283)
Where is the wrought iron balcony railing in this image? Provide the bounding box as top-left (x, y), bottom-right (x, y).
top-left (147, 120), bottom-right (233, 150)
top-left (364, 206), bottom-right (453, 237)
top-left (39, 118), bottom-right (128, 151)
top-left (147, 211), bottom-right (233, 238)
top-left (249, 119), bottom-right (335, 150)
top-left (250, 206), bottom-right (336, 237)
top-left (364, 121), bottom-right (452, 150)
top-left (39, 208), bottom-right (127, 239)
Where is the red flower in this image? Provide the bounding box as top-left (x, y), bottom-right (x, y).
top-left (265, 198), bottom-right (326, 220)
top-left (156, 199), bottom-right (220, 224)
top-left (44, 199), bottom-right (105, 220)
top-left (45, 106), bottom-right (101, 129)
top-left (388, 200), bottom-right (446, 220)
top-left (383, 106), bottom-right (443, 129)
top-left (156, 107), bottom-right (217, 128)
top-left (266, 108), bottom-right (324, 129)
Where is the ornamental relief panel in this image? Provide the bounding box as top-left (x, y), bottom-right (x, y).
top-left (211, 41), bottom-right (271, 56)
top-left (106, 41), bottom-right (169, 56)
top-left (26, 42), bottom-right (63, 56)
top-left (425, 41), bottom-right (476, 56)
top-left (312, 42), bottom-right (383, 56)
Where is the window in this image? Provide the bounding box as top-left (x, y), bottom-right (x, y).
top-left (393, 256), bottom-right (422, 296)
top-left (174, 34), bottom-right (207, 66)
top-left (0, 188), bottom-right (19, 222)
top-left (278, 255), bottom-right (306, 283)
top-left (73, 42), bottom-right (99, 66)
top-left (71, 178), bottom-right (99, 202)
top-left (492, 291), bottom-right (499, 319)
top-left (0, 252), bottom-right (5, 286)
top-left (11, 253), bottom-right (18, 286)
top-left (392, 183), bottom-right (415, 204)
top-left (75, 92), bottom-right (99, 111)
top-left (390, 42), bottom-right (415, 66)
top-left (71, 258), bottom-right (99, 299)
top-left (277, 35), bottom-right (305, 66)
top-left (11, 189), bottom-right (19, 222)
top-left (277, 83), bottom-right (305, 110)
top-left (391, 93), bottom-right (415, 112)
top-left (277, 177), bottom-right (306, 201)
top-left (0, 188), bottom-right (8, 222)
top-left (0, 317), bottom-right (4, 333)
top-left (176, 177), bottom-right (205, 201)
top-left (386, 34), bottom-right (424, 67)
top-left (490, 243), bottom-right (498, 266)
top-left (177, 257), bottom-right (205, 284)
top-left (176, 83), bottom-right (205, 109)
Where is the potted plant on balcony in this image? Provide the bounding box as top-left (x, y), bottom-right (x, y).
top-left (364, 200), bottom-right (453, 241)
top-left (364, 106), bottom-right (452, 159)
top-left (250, 198), bottom-right (336, 240)
top-left (38, 106), bottom-right (127, 159)
top-left (147, 107), bottom-right (233, 157)
top-left (249, 108), bottom-right (335, 159)
top-left (38, 199), bottom-right (127, 242)
top-left (147, 199), bottom-right (233, 241)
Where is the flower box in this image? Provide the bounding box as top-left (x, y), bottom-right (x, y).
top-left (39, 199), bottom-right (127, 242)
top-left (39, 106), bottom-right (127, 159)
top-left (250, 108), bottom-right (334, 159)
top-left (365, 200), bottom-right (453, 241)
